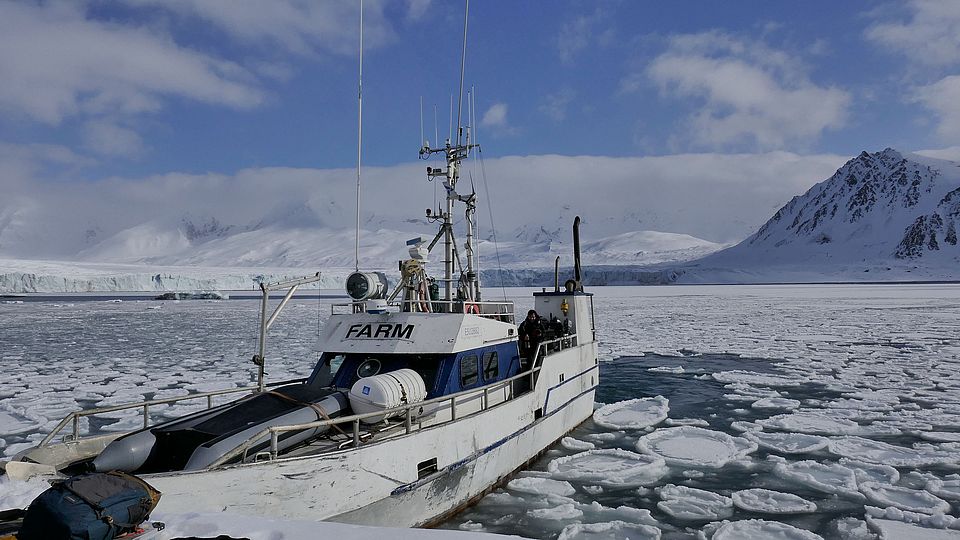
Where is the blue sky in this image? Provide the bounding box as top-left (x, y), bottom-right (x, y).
top-left (3, 0), bottom-right (960, 253)
top-left (2, 0), bottom-right (959, 177)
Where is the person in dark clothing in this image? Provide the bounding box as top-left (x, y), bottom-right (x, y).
top-left (518, 309), bottom-right (545, 365)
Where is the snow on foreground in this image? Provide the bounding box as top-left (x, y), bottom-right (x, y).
top-left (0, 477), bottom-right (518, 540)
top-left (151, 513), bottom-right (520, 540)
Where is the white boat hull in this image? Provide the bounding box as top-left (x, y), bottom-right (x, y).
top-left (145, 344), bottom-right (598, 526)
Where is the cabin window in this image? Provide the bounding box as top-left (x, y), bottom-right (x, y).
top-left (328, 354), bottom-right (346, 374)
top-left (482, 351), bottom-right (498, 381)
top-left (459, 355), bottom-right (479, 387)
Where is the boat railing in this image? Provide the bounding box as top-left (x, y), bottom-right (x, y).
top-left (38, 378), bottom-right (306, 447)
top-left (207, 362), bottom-right (548, 468)
top-left (534, 334), bottom-right (579, 362)
top-left (330, 299), bottom-right (515, 323)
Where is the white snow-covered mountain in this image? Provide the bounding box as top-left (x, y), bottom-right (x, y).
top-left (0, 220), bottom-right (723, 292)
top-left (679, 148), bottom-right (960, 282)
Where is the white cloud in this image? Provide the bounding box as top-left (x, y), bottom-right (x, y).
top-left (405, 0), bottom-right (432, 22)
top-left (0, 2), bottom-right (263, 126)
top-left (481, 103), bottom-right (511, 131)
top-left (914, 145), bottom-right (960, 161)
top-left (0, 150), bottom-right (849, 259)
top-left (640, 31), bottom-right (851, 151)
top-left (539, 88), bottom-right (576, 122)
top-left (124, 0), bottom-right (394, 56)
top-left (82, 121), bottom-right (145, 158)
top-left (556, 7), bottom-right (612, 64)
top-left (913, 76), bottom-right (960, 143)
top-left (866, 0), bottom-right (960, 67)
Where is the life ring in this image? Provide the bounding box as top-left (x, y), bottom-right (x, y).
top-left (464, 302), bottom-right (480, 314)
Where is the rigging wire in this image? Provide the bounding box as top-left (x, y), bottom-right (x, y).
top-left (478, 147), bottom-right (507, 301)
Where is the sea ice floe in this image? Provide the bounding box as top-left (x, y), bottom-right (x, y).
top-left (458, 520), bottom-right (484, 531)
top-left (560, 437), bottom-right (595, 451)
top-left (636, 427), bottom-right (757, 468)
top-left (858, 483), bottom-right (951, 515)
top-left (712, 371), bottom-right (806, 388)
top-left (648, 366), bottom-right (685, 374)
top-left (547, 449), bottom-right (667, 487)
top-left (921, 432), bottom-right (960, 443)
top-left (744, 431), bottom-right (829, 455)
top-left (925, 476), bottom-right (960, 501)
top-left (576, 501), bottom-right (661, 527)
top-left (0, 412), bottom-right (33, 436)
top-left (757, 411), bottom-right (862, 435)
top-left (527, 503), bottom-right (583, 521)
top-left (751, 397), bottom-right (801, 410)
top-left (711, 519), bottom-right (824, 540)
top-left (557, 521), bottom-right (661, 540)
top-left (724, 382), bottom-right (782, 399)
top-left (655, 484), bottom-right (733, 521)
top-left (582, 432), bottom-right (623, 443)
top-left (730, 421), bottom-right (763, 433)
top-left (838, 458), bottom-right (899, 485)
top-left (507, 477), bottom-right (576, 498)
top-left (731, 488), bottom-right (817, 514)
top-left (828, 436), bottom-right (958, 467)
top-left (866, 518), bottom-right (960, 540)
top-left (101, 414), bottom-right (150, 432)
top-left (592, 396), bottom-right (669, 430)
top-left (773, 460), bottom-right (861, 498)
top-left (831, 518), bottom-right (874, 540)
top-left (825, 398), bottom-right (897, 412)
top-left (664, 418), bottom-right (710, 427)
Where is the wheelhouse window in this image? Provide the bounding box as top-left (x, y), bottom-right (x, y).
top-left (460, 355), bottom-right (479, 387)
top-left (328, 354), bottom-right (346, 375)
top-left (482, 351), bottom-right (498, 381)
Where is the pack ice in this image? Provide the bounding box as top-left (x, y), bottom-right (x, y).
top-left (592, 397), bottom-right (669, 430)
top-left (636, 426), bottom-right (757, 468)
top-left (547, 449), bottom-right (668, 487)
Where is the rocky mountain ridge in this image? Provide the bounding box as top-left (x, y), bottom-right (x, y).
top-left (697, 148), bottom-right (960, 272)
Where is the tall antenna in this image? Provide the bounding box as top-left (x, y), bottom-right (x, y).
top-left (419, 96), bottom-right (424, 146)
top-left (354, 0), bottom-right (363, 272)
top-left (456, 0), bottom-right (470, 146)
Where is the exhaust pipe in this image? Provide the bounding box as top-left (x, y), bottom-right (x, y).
top-left (564, 216), bottom-right (583, 292)
top-left (554, 256), bottom-right (560, 292)
top-left (573, 216), bottom-right (582, 287)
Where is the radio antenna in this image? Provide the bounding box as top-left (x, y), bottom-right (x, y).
top-left (456, 0), bottom-right (470, 146)
top-left (354, 0), bottom-right (363, 272)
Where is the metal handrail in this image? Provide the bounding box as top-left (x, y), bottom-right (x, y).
top-left (534, 334), bottom-right (578, 360)
top-left (206, 362), bottom-right (548, 469)
top-left (39, 378), bottom-right (306, 447)
top-left (330, 299), bottom-right (515, 321)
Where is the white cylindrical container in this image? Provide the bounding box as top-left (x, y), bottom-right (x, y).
top-left (349, 368), bottom-right (428, 424)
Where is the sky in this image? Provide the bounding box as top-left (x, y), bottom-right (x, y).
top-left (3, 0), bottom-right (960, 257)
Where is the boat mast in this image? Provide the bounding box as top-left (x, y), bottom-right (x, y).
top-left (354, 0), bottom-right (363, 272)
top-left (419, 0), bottom-right (479, 312)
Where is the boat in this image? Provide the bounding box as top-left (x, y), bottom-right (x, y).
top-left (1, 2), bottom-right (600, 528)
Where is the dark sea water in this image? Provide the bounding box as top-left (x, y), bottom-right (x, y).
top-left (438, 354), bottom-right (960, 539)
